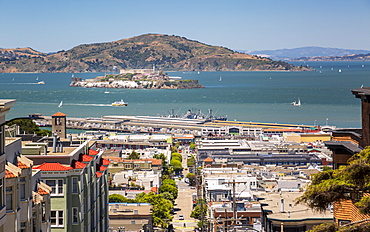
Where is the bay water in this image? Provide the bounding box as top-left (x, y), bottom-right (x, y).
top-left (1, 61), bottom-right (369, 128)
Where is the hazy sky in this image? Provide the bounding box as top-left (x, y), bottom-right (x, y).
top-left (1, 0), bottom-right (369, 53)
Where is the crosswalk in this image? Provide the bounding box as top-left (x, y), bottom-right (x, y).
top-left (174, 226), bottom-right (195, 230)
top-left (173, 220), bottom-right (196, 223)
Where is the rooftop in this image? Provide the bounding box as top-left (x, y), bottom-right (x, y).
top-left (259, 192), bottom-right (333, 221)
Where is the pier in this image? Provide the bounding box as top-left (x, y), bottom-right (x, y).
top-left (33, 114), bottom-right (318, 136)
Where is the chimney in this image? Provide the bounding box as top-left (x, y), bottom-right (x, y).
top-left (52, 133), bottom-right (57, 153)
top-left (280, 198), bottom-right (284, 213)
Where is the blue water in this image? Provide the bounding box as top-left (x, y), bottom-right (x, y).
top-left (1, 61), bottom-right (369, 128)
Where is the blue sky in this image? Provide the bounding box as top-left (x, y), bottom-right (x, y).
top-left (1, 0), bottom-right (369, 53)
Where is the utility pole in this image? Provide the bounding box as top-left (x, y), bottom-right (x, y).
top-left (196, 168), bottom-right (205, 232)
top-left (221, 179), bottom-right (249, 232)
top-left (232, 180), bottom-right (236, 232)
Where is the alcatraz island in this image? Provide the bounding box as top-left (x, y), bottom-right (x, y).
top-left (70, 68), bottom-right (204, 89)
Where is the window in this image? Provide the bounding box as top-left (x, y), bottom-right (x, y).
top-left (20, 222), bottom-right (26, 232)
top-left (6, 186), bottom-right (13, 210)
top-left (72, 207), bottom-right (79, 224)
top-left (20, 176), bottom-right (26, 200)
top-left (45, 179), bottom-right (63, 195)
top-left (72, 177), bottom-right (78, 193)
top-left (42, 202), bottom-right (46, 222)
top-left (125, 164), bottom-right (131, 169)
top-left (131, 220), bottom-right (135, 224)
top-left (51, 210), bottom-right (64, 227)
top-left (134, 210), bottom-right (138, 215)
top-left (0, 178), bottom-right (4, 208)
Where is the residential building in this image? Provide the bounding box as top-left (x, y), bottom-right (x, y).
top-left (260, 192), bottom-right (333, 232)
top-left (0, 100), bottom-right (15, 231)
top-left (108, 203), bottom-right (153, 232)
top-left (17, 112), bottom-right (111, 232)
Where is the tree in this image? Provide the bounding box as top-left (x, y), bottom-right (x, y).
top-left (170, 159), bottom-right (183, 174)
top-left (136, 192), bottom-right (174, 228)
top-left (189, 142), bottom-right (196, 150)
top-left (187, 155), bottom-right (196, 167)
top-left (6, 119), bottom-right (51, 136)
top-left (297, 147), bottom-right (370, 214)
top-left (190, 199), bottom-right (207, 219)
top-left (171, 152), bottom-right (182, 162)
top-left (297, 147), bottom-right (370, 231)
top-left (128, 150), bottom-right (140, 159)
top-left (109, 194), bottom-right (135, 203)
top-left (154, 153), bottom-right (167, 166)
top-left (186, 173), bottom-right (196, 186)
top-left (160, 192), bottom-right (175, 202)
top-left (159, 184), bottom-right (178, 199)
top-left (162, 179), bottom-right (176, 187)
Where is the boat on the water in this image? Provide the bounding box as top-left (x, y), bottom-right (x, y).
top-left (111, 99), bottom-right (128, 106)
top-left (37, 81), bottom-right (45, 84)
top-left (58, 101), bottom-right (63, 108)
top-left (291, 98), bottom-right (301, 106)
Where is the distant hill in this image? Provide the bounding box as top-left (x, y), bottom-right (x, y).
top-left (0, 34), bottom-right (310, 73)
top-left (241, 46), bottom-right (370, 60)
top-left (291, 53), bottom-right (370, 61)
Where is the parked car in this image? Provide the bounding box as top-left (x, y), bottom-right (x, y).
top-left (179, 214), bottom-right (184, 220)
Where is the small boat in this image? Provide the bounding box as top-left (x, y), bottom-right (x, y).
top-left (58, 101), bottom-right (63, 108)
top-left (219, 76), bottom-right (222, 81)
top-left (37, 81), bottom-right (45, 84)
top-left (291, 98), bottom-right (301, 106)
top-left (36, 76), bottom-right (38, 80)
top-left (111, 99), bottom-right (128, 106)
top-left (104, 87), bottom-right (110, 93)
top-left (338, 69), bottom-right (342, 73)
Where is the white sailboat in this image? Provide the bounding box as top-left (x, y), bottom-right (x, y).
top-left (36, 76), bottom-right (38, 80)
top-left (58, 101), bottom-right (63, 108)
top-left (339, 69), bottom-right (342, 73)
top-left (219, 76), bottom-right (222, 81)
top-left (291, 98), bottom-right (301, 106)
top-left (104, 87), bottom-right (110, 94)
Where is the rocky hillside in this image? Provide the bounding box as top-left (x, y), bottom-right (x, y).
top-left (0, 34), bottom-right (311, 73)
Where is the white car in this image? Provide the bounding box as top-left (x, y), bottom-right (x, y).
top-left (179, 214), bottom-right (184, 220)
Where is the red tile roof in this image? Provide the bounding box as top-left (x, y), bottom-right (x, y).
top-left (38, 187), bottom-right (49, 195)
top-left (89, 149), bottom-right (99, 156)
top-left (151, 186), bottom-right (158, 193)
top-left (73, 160), bottom-right (87, 169)
top-left (52, 112), bottom-right (66, 117)
top-left (99, 165), bottom-right (107, 171)
top-left (33, 162), bottom-right (73, 171)
top-left (18, 161), bottom-right (29, 169)
top-left (96, 172), bottom-right (102, 178)
top-left (101, 158), bottom-right (111, 166)
top-left (105, 157), bottom-right (124, 162)
top-left (5, 170), bottom-right (17, 178)
top-left (204, 157), bottom-right (213, 162)
top-left (81, 154), bottom-right (93, 162)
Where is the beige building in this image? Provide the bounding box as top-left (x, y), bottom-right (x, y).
top-left (260, 192), bottom-right (333, 232)
top-left (109, 203), bottom-right (153, 232)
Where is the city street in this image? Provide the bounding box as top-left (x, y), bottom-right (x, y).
top-left (172, 146), bottom-right (197, 231)
top-left (172, 179), bottom-right (197, 231)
